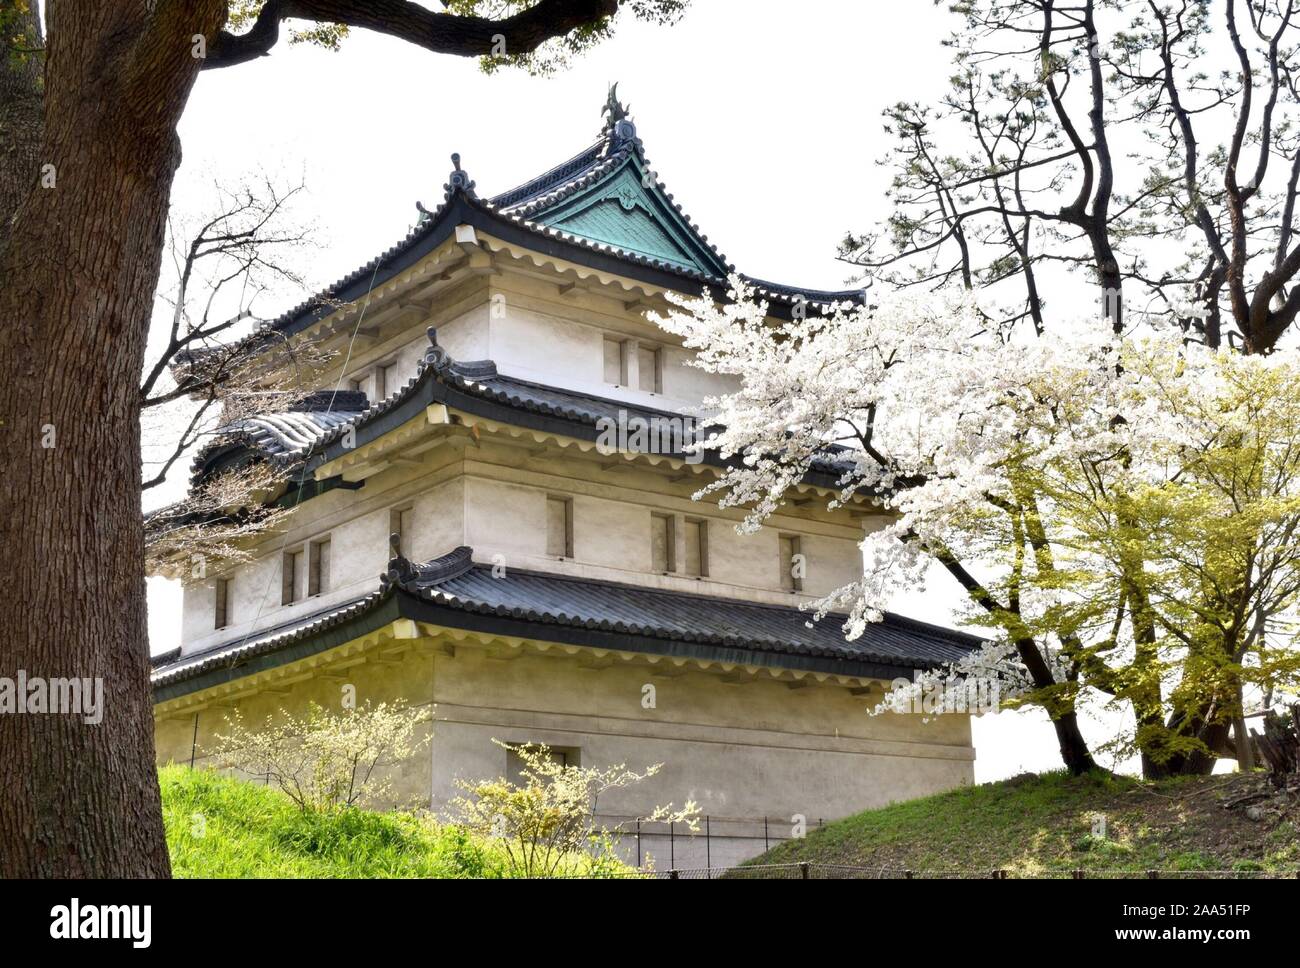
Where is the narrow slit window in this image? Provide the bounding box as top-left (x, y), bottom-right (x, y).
top-left (381, 361), bottom-right (401, 398)
top-left (309, 538), bottom-right (331, 597)
top-left (651, 513), bottom-right (676, 573)
top-left (637, 344), bottom-right (662, 393)
top-left (779, 534), bottom-right (803, 592)
top-left (389, 506), bottom-right (414, 558)
top-left (684, 518), bottom-right (707, 577)
top-left (546, 496), bottom-right (573, 558)
top-left (214, 577), bottom-right (230, 630)
top-left (603, 337), bottom-right (629, 386)
top-left (282, 549), bottom-right (304, 605)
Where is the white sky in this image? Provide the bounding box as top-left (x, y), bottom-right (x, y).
top-left (147, 0), bottom-right (1126, 782)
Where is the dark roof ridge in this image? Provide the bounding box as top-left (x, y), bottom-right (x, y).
top-left (489, 138), bottom-right (611, 210)
top-left (383, 543), bottom-right (474, 589)
top-left (149, 590), bottom-right (383, 671)
top-left (381, 546), bottom-right (985, 649)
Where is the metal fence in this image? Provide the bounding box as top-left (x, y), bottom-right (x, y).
top-left (597, 813), bottom-right (824, 871)
top-left (586, 814), bottom-right (1300, 879)
top-left (635, 863), bottom-right (1300, 879)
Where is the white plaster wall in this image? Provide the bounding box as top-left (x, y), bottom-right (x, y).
top-left (484, 294), bottom-right (738, 413)
top-left (182, 269), bottom-right (865, 647)
top-left (463, 475), bottom-right (863, 601)
top-left (179, 474), bottom-right (467, 656)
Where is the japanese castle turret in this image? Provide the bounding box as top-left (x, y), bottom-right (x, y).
top-left (150, 89), bottom-right (981, 867)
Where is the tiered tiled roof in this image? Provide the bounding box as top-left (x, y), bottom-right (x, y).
top-left (188, 389), bottom-right (368, 490)
top-left (152, 545), bottom-right (982, 701)
top-left (188, 329), bottom-right (857, 494)
top-left (150, 93), bottom-right (916, 699)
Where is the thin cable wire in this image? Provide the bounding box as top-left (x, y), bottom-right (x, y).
top-left (227, 257), bottom-right (387, 657)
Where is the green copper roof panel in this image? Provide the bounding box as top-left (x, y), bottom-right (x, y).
top-left (526, 155), bottom-right (729, 277)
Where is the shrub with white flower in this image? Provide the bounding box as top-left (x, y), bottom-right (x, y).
top-left (451, 740), bottom-right (699, 877)
top-left (211, 699), bottom-right (433, 812)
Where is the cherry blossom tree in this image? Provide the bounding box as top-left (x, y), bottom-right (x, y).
top-left (657, 280), bottom-right (1300, 777)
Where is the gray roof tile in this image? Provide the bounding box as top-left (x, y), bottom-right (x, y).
top-left (152, 547), bottom-right (982, 697)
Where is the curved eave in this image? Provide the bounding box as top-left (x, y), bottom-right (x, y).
top-left (249, 184), bottom-right (863, 354)
top-left (151, 582), bottom-right (935, 704)
top-left (304, 362), bottom-right (854, 494)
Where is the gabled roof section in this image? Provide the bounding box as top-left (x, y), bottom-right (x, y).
top-left (233, 87), bottom-right (864, 350)
top-left (489, 115), bottom-right (731, 278)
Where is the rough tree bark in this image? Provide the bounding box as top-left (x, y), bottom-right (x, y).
top-left (0, 0), bottom-right (228, 877)
top-left (0, 0), bottom-right (625, 878)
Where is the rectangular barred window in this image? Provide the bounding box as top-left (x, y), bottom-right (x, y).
top-left (214, 578), bottom-right (230, 630)
top-left (684, 518), bottom-right (708, 577)
top-left (506, 745), bottom-right (577, 785)
top-left (651, 512), bottom-right (676, 573)
top-left (779, 534), bottom-right (803, 592)
top-left (308, 538), bottom-right (331, 597)
top-left (637, 344), bottom-right (662, 393)
top-left (546, 496), bottom-right (573, 558)
top-left (603, 337), bottom-right (629, 386)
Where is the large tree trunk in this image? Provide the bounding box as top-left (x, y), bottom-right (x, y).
top-left (0, 0), bottom-right (225, 877)
top-left (1051, 711), bottom-right (1097, 776)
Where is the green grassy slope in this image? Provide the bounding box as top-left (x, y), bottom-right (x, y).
top-left (751, 771), bottom-right (1297, 876)
top-left (160, 765), bottom-right (627, 878)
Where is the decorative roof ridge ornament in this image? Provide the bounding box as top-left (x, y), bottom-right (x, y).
top-left (443, 152), bottom-right (477, 197)
top-left (421, 326), bottom-right (453, 374)
top-left (384, 541), bottom-right (475, 588)
top-left (601, 82), bottom-right (636, 147)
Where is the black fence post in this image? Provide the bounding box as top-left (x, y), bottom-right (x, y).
top-left (670, 821), bottom-right (675, 870)
top-left (1147, 870), bottom-right (1159, 879)
top-left (904, 869), bottom-right (914, 880)
top-left (705, 815), bottom-right (711, 874)
top-left (800, 862), bottom-right (810, 880)
top-left (636, 820), bottom-right (641, 870)
top-left (764, 816), bottom-right (769, 853)
top-left (670, 869), bottom-right (679, 880)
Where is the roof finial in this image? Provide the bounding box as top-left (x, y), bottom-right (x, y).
top-left (422, 326), bottom-right (451, 373)
top-left (444, 152), bottom-right (477, 197)
top-left (602, 83), bottom-right (636, 144)
top-left (603, 83), bottom-right (630, 124)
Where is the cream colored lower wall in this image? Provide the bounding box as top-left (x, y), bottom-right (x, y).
top-left (155, 631), bottom-right (974, 867)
